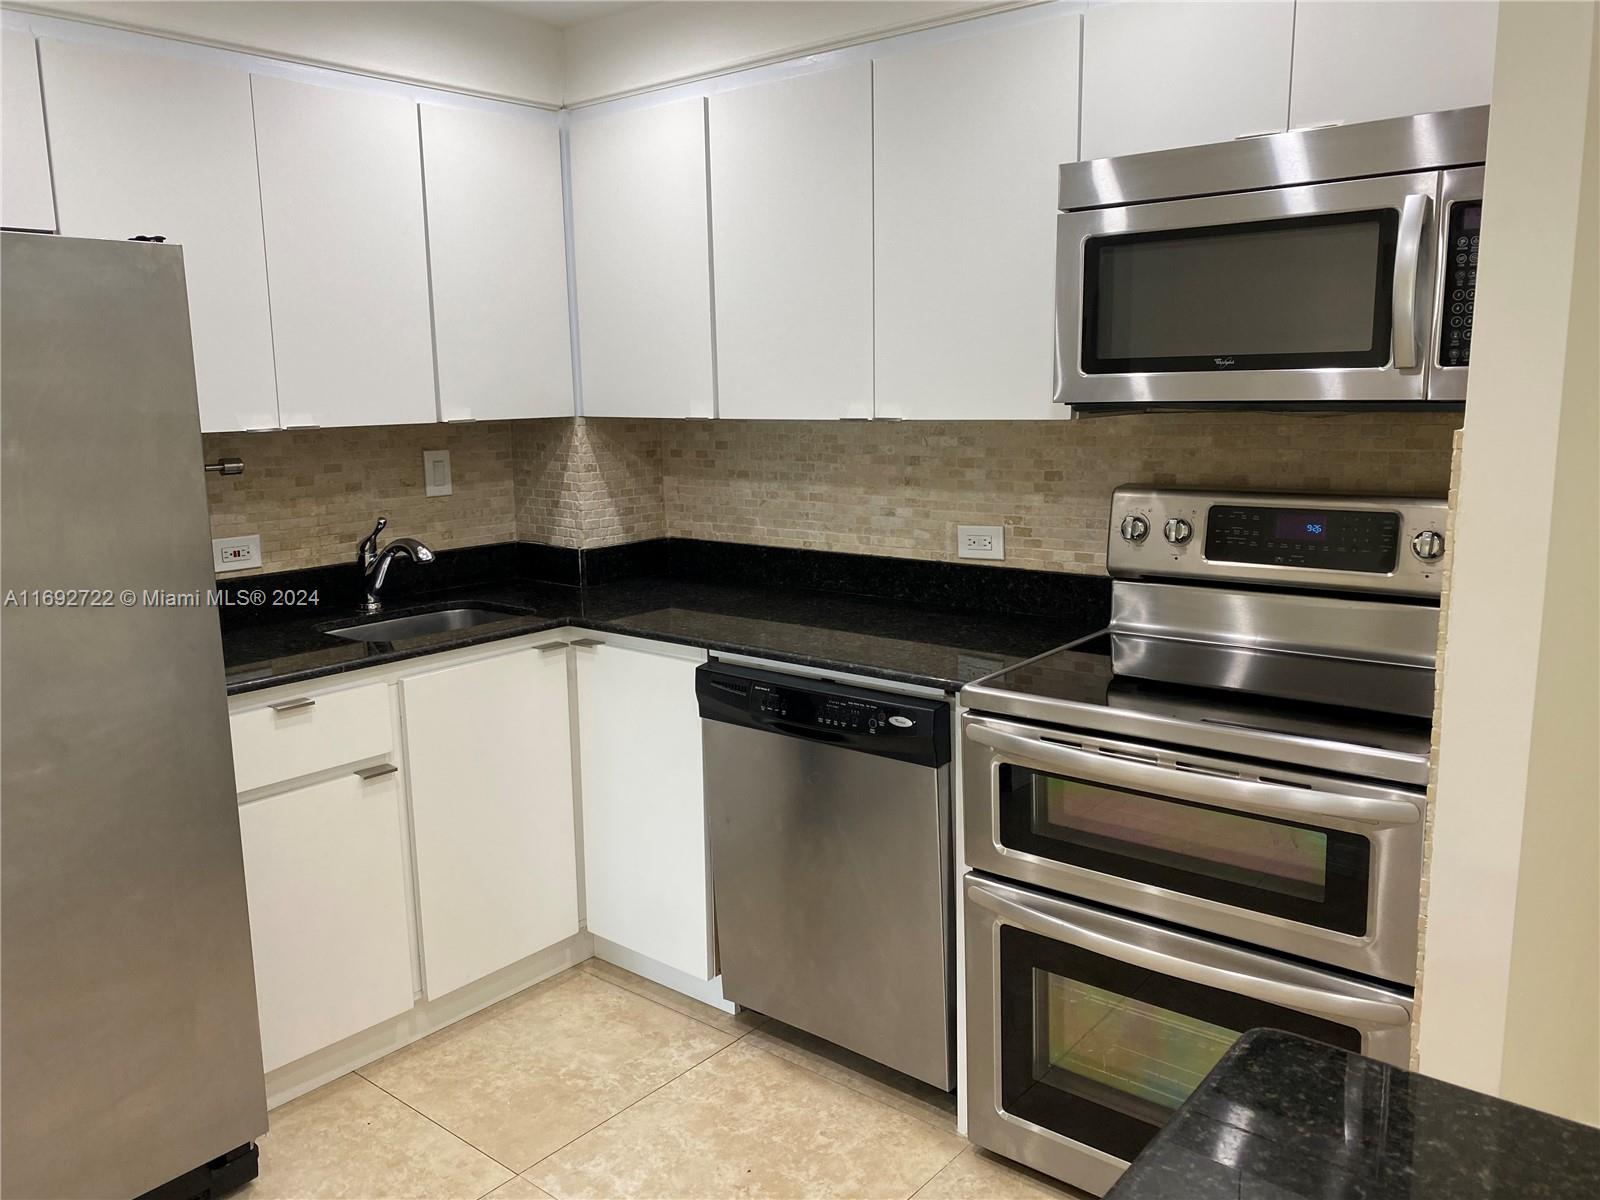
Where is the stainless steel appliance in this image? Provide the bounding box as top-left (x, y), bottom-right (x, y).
top-left (2, 233), bottom-right (268, 1200)
top-left (1055, 108), bottom-right (1487, 410)
top-left (698, 662), bottom-right (955, 1089)
top-left (961, 486), bottom-right (1445, 1195)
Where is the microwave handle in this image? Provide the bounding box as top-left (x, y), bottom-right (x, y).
top-left (968, 878), bottom-right (1414, 1031)
top-left (1391, 192), bottom-right (1432, 370)
top-left (965, 722), bottom-right (1421, 828)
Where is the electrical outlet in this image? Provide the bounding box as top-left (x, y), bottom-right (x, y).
top-left (213, 534), bottom-right (261, 572)
top-left (958, 524), bottom-right (1005, 561)
top-left (423, 449), bottom-right (453, 497)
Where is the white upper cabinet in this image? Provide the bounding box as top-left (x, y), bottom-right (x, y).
top-left (874, 15), bottom-right (1080, 420)
top-left (40, 41), bottom-right (280, 433)
top-left (1, 31), bottom-right (55, 232)
top-left (251, 75), bottom-right (436, 428)
top-left (710, 64), bottom-right (873, 420)
top-left (569, 98), bottom-right (715, 418)
top-left (1289, 2), bottom-right (1498, 131)
top-left (1081, 1), bottom-right (1295, 160)
top-left (401, 648), bottom-right (579, 1000)
top-left (420, 103), bottom-right (573, 422)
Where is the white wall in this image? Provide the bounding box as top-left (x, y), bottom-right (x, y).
top-left (561, 0), bottom-right (1014, 103)
top-left (1418, 0), bottom-right (1599, 1126)
top-left (14, 1), bottom-right (566, 104)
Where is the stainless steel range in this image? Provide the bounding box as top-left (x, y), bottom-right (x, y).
top-left (960, 486), bottom-right (1447, 1196)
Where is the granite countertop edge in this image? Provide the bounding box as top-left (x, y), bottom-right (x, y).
top-left (221, 584), bottom-right (1097, 698)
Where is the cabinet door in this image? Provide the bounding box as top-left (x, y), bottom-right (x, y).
top-left (575, 641), bottom-right (713, 979)
top-left (710, 64), bottom-right (872, 419)
top-left (40, 40), bottom-right (280, 433)
top-left (1, 31), bottom-right (55, 232)
top-left (874, 15), bottom-right (1080, 420)
top-left (1081, 1), bottom-right (1295, 160)
top-left (401, 648), bottom-right (579, 999)
top-left (1289, 1), bottom-right (1498, 131)
top-left (569, 98), bottom-right (715, 418)
top-left (420, 103), bottom-right (573, 421)
top-left (251, 75), bottom-right (436, 428)
top-left (239, 770), bottom-right (414, 1072)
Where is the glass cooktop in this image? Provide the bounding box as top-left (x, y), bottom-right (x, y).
top-left (963, 632), bottom-right (1434, 784)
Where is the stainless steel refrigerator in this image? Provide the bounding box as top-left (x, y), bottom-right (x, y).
top-left (1, 233), bottom-right (268, 1200)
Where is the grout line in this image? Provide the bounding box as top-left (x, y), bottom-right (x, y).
top-left (907, 1144), bottom-right (972, 1200)
top-left (352, 1072), bottom-right (525, 1178)
top-left (518, 1026), bottom-right (742, 1179)
top-left (577, 959), bottom-right (759, 1041)
top-left (738, 1032), bottom-right (959, 1137)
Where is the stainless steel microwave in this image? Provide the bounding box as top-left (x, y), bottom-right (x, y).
top-left (1054, 108), bottom-right (1487, 412)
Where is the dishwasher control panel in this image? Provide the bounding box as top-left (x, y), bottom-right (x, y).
top-left (752, 683), bottom-right (920, 736)
top-left (697, 662), bottom-right (951, 767)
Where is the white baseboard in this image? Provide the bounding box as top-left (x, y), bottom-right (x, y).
top-left (264, 931), bottom-right (594, 1109)
top-left (591, 936), bottom-right (736, 1013)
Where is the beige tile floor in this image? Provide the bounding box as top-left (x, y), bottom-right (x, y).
top-left (240, 959), bottom-right (1088, 1200)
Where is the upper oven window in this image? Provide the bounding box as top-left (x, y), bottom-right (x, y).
top-left (998, 766), bottom-right (1372, 935)
top-left (1081, 210), bottom-right (1399, 374)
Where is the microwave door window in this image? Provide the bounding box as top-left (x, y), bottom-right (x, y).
top-left (1082, 210), bottom-right (1399, 374)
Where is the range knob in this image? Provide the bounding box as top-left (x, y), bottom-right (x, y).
top-left (1163, 517), bottom-right (1194, 545)
top-left (1119, 514), bottom-right (1150, 543)
top-left (1411, 530), bottom-right (1446, 562)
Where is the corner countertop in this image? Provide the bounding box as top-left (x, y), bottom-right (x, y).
top-left (221, 574), bottom-right (1099, 697)
top-left (1106, 1029), bottom-right (1600, 1200)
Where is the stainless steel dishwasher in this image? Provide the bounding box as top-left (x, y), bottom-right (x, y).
top-left (697, 662), bottom-right (954, 1090)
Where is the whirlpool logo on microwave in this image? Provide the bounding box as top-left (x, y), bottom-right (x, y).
top-left (1212, 357), bottom-right (1237, 368)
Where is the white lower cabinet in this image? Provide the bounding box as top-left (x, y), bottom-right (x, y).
top-left (238, 769), bottom-right (414, 1073)
top-left (401, 647), bottom-right (579, 999)
top-left (575, 639), bottom-right (715, 980)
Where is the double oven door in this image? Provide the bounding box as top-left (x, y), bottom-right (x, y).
top-left (964, 875), bottom-right (1413, 1196)
top-left (963, 714), bottom-right (1426, 983)
top-left (1055, 168), bottom-right (1483, 408)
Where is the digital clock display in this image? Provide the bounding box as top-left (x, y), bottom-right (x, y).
top-left (1274, 512), bottom-right (1328, 541)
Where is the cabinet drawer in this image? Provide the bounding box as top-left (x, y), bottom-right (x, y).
top-left (230, 682), bottom-right (391, 792)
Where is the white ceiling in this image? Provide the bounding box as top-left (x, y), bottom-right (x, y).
top-left (490, 2), bottom-right (654, 29)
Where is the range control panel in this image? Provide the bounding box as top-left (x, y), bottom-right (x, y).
top-left (1439, 200), bottom-right (1480, 368)
top-left (1204, 506), bottom-right (1400, 573)
top-left (1108, 487), bottom-right (1448, 598)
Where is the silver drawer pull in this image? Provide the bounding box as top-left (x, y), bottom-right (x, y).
top-left (535, 641), bottom-right (569, 653)
top-left (569, 638), bottom-right (603, 648)
top-left (355, 763), bottom-right (398, 780)
top-left (268, 697), bottom-right (316, 714)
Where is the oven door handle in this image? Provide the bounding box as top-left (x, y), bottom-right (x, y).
top-left (966, 723), bottom-right (1421, 827)
top-left (968, 879), bottom-right (1413, 1031)
top-left (1392, 191), bottom-right (1432, 370)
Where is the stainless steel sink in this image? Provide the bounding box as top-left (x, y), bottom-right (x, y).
top-left (324, 606), bottom-right (521, 643)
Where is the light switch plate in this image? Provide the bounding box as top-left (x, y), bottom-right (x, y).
top-left (423, 449), bottom-right (452, 497)
top-left (958, 524), bottom-right (1005, 561)
top-left (213, 534), bottom-right (261, 572)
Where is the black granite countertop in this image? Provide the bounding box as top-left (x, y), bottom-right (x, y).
top-left (220, 540), bottom-right (1108, 696)
top-left (1106, 1030), bottom-right (1600, 1200)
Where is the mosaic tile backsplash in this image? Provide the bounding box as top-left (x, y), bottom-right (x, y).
top-left (202, 411), bottom-right (1461, 576)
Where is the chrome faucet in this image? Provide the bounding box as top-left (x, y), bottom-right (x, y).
top-left (357, 516), bottom-right (435, 613)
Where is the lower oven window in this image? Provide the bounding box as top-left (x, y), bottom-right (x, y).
top-left (1000, 926), bottom-right (1360, 1163)
top-left (998, 766), bottom-right (1371, 935)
